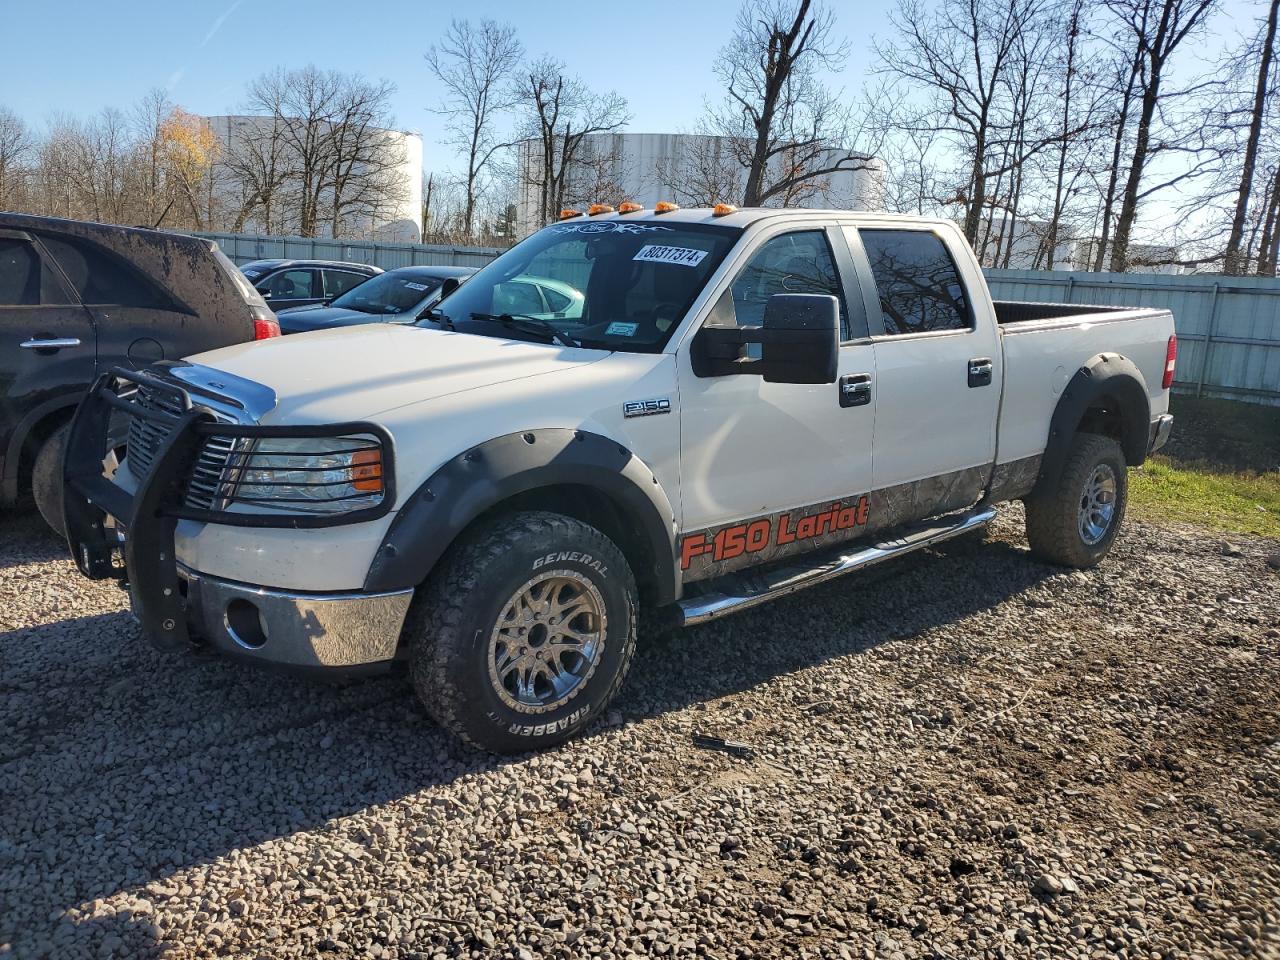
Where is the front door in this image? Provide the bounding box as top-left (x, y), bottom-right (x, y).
top-left (848, 225), bottom-right (1001, 521)
top-left (0, 231), bottom-right (96, 452)
top-left (675, 225), bottom-right (877, 582)
top-left (258, 267), bottom-right (319, 310)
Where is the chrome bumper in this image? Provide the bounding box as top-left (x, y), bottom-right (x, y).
top-left (180, 566), bottom-right (413, 670)
top-left (1149, 414), bottom-right (1174, 454)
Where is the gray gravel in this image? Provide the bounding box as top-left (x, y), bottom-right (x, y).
top-left (2, 503), bottom-right (1278, 959)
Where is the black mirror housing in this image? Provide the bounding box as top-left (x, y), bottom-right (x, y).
top-left (760, 294), bottom-right (839, 384)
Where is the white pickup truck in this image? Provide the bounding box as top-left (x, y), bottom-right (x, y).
top-left (63, 207), bottom-right (1176, 752)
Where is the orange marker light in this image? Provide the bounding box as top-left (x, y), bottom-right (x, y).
top-left (618, 201), bottom-right (644, 214)
top-left (559, 209), bottom-right (582, 220)
top-left (654, 201), bottom-right (680, 213)
top-left (712, 203), bottom-right (737, 217)
top-left (350, 449), bottom-right (384, 494)
top-left (588, 203), bottom-right (615, 216)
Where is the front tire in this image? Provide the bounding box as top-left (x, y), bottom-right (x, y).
top-left (408, 511), bottom-right (637, 753)
top-left (1024, 432), bottom-right (1128, 568)
top-left (32, 424), bottom-right (120, 538)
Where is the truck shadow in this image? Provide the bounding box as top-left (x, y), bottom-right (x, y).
top-left (0, 530), bottom-right (1057, 956)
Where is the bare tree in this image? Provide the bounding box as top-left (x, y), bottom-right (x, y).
top-left (708, 0), bottom-right (877, 207)
top-left (0, 107), bottom-right (31, 211)
top-left (514, 57), bottom-right (628, 226)
top-left (1103, 0), bottom-right (1220, 272)
top-left (426, 19), bottom-right (523, 238)
top-left (1223, 0), bottom-right (1279, 274)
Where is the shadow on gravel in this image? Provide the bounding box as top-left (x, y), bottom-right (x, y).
top-left (0, 505), bottom-right (67, 571)
top-left (0, 526), bottom-right (1058, 956)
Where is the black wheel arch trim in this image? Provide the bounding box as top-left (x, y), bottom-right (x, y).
top-left (2, 392), bottom-right (83, 504)
top-left (1033, 353), bottom-right (1151, 499)
top-left (363, 429), bottom-right (680, 604)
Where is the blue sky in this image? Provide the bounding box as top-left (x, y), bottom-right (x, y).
top-left (0, 0), bottom-right (1262, 185)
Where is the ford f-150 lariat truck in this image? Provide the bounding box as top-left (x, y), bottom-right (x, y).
top-left (62, 206), bottom-right (1177, 752)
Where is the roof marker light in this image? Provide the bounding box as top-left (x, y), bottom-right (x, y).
top-left (712, 203), bottom-right (737, 217)
top-left (559, 209), bottom-right (583, 220)
top-left (618, 201), bottom-right (644, 214)
top-left (588, 203), bottom-right (615, 216)
top-left (654, 201), bottom-right (680, 214)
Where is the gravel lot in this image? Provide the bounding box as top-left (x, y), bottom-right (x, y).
top-left (1, 503), bottom-right (1278, 959)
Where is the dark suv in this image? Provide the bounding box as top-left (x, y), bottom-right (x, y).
top-left (239, 259), bottom-right (382, 311)
top-left (0, 213), bottom-right (279, 534)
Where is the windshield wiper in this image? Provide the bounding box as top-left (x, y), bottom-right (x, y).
top-left (471, 312), bottom-right (582, 348)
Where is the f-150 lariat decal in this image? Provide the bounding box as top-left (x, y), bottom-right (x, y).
top-left (680, 496), bottom-right (871, 573)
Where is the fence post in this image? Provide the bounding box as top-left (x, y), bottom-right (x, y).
top-left (1195, 281), bottom-right (1221, 399)
top-left (1064, 274), bottom-right (1075, 303)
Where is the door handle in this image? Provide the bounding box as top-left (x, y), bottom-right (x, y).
top-left (20, 337), bottom-right (82, 350)
top-left (968, 357), bottom-right (993, 388)
top-left (839, 373), bottom-right (873, 408)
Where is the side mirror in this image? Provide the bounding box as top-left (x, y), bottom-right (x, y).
top-left (760, 293), bottom-right (839, 384)
top-left (439, 276), bottom-right (461, 298)
top-left (690, 293), bottom-right (838, 384)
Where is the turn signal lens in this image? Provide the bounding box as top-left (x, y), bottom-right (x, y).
top-left (559, 209), bottom-right (582, 220)
top-left (712, 203), bottom-right (737, 217)
top-left (588, 203), bottom-right (615, 215)
top-left (350, 449), bottom-right (384, 493)
top-left (654, 201), bottom-right (680, 213)
top-left (618, 201), bottom-right (643, 214)
top-left (1162, 334), bottom-right (1177, 390)
top-left (253, 317), bottom-right (281, 339)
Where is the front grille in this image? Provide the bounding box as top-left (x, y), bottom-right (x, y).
top-left (124, 381), bottom-right (240, 509)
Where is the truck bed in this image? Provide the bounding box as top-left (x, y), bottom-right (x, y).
top-left (994, 300), bottom-right (1121, 326)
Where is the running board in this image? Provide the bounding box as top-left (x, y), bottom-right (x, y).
top-left (676, 506), bottom-right (997, 627)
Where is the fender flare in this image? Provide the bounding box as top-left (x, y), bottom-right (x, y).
top-left (1033, 353), bottom-right (1151, 498)
top-left (362, 429), bottom-right (680, 604)
top-left (2, 392), bottom-right (83, 504)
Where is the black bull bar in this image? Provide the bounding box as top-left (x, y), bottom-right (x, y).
top-left (62, 367), bottom-right (395, 652)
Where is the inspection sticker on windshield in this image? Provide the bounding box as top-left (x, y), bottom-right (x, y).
top-left (606, 321), bottom-right (639, 337)
top-left (633, 244), bottom-right (708, 267)
top-left (403, 281), bottom-right (430, 291)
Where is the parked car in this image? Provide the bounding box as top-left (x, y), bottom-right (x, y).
top-left (274, 265), bottom-right (477, 333)
top-left (240, 259), bottom-right (382, 312)
top-left (63, 206), bottom-right (1176, 754)
top-left (0, 213), bottom-right (278, 534)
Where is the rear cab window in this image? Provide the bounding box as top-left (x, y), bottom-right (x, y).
top-left (858, 229), bottom-right (972, 336)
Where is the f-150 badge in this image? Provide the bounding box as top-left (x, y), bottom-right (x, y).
top-left (623, 397), bottom-right (671, 418)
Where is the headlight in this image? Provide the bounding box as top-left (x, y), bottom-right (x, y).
top-left (228, 435), bottom-right (385, 514)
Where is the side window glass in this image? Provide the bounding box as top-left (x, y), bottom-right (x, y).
top-left (0, 240), bottom-right (41, 305)
top-left (323, 270), bottom-right (366, 299)
top-left (261, 269), bottom-right (315, 301)
top-left (859, 230), bottom-right (971, 335)
top-left (37, 234), bottom-right (170, 308)
top-left (727, 231), bottom-right (849, 339)
top-left (493, 280), bottom-right (544, 315)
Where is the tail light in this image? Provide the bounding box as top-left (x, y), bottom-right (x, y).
top-left (1162, 334), bottom-right (1176, 389)
top-left (252, 306), bottom-right (281, 340)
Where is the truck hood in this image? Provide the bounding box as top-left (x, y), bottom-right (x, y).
top-left (186, 323), bottom-right (608, 423)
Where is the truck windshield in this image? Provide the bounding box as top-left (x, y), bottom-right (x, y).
top-left (421, 220), bottom-right (740, 351)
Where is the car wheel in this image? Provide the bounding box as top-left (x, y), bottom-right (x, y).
top-left (1025, 432), bottom-right (1128, 569)
top-left (32, 424), bottom-right (120, 538)
top-left (407, 510), bottom-right (637, 753)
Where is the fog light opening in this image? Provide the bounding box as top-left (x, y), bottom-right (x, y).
top-left (225, 598), bottom-right (269, 649)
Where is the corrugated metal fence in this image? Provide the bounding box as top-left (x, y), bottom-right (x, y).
top-left (196, 232), bottom-right (1280, 405)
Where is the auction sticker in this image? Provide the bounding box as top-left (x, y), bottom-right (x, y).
top-left (633, 244), bottom-right (708, 267)
top-left (606, 321), bottom-right (639, 337)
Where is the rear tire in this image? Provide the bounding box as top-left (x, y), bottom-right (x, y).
top-left (32, 425), bottom-right (70, 538)
top-left (1024, 432), bottom-right (1127, 569)
top-left (407, 511), bottom-right (637, 753)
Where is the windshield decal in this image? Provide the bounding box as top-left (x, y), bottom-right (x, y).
top-left (632, 244), bottom-right (709, 267)
top-left (606, 321), bottom-right (639, 337)
top-left (403, 281), bottom-right (430, 291)
top-left (550, 221), bottom-right (674, 235)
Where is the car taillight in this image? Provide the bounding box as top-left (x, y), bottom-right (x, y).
top-left (254, 317), bottom-right (281, 340)
top-left (1162, 334), bottom-right (1176, 389)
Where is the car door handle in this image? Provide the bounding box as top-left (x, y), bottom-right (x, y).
top-left (20, 337), bottom-right (82, 350)
top-left (968, 357), bottom-right (993, 388)
top-left (839, 373), bottom-right (873, 408)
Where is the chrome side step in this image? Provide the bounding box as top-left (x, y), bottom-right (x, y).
top-left (676, 506), bottom-right (997, 626)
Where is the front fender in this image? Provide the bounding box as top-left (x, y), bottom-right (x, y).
top-left (362, 429), bottom-right (679, 603)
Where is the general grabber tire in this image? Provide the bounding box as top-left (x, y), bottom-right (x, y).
top-left (1024, 432), bottom-right (1128, 569)
top-left (408, 511), bottom-right (638, 753)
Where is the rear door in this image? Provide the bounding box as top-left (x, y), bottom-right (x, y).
top-left (259, 267), bottom-right (320, 310)
top-left (846, 225), bottom-right (1001, 518)
top-left (0, 230), bottom-right (96, 459)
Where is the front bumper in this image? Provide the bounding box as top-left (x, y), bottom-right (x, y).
top-left (180, 565), bottom-right (412, 670)
top-left (1148, 413), bottom-right (1174, 454)
top-left (63, 366), bottom-right (403, 668)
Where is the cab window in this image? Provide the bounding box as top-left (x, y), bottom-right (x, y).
top-left (725, 230), bottom-right (849, 339)
top-left (859, 230), bottom-right (972, 335)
